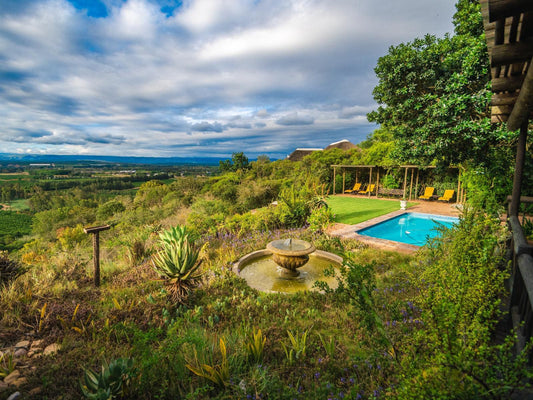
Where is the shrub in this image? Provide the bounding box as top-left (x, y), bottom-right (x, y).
top-left (81, 357), bottom-right (139, 399)
top-left (97, 200), bottom-right (125, 220)
top-left (152, 226), bottom-right (203, 304)
top-left (0, 251), bottom-right (25, 287)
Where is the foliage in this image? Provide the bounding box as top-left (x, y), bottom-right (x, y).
top-left (57, 224), bottom-right (88, 250)
top-left (307, 204), bottom-right (334, 232)
top-left (367, 1), bottom-right (509, 169)
top-left (0, 351), bottom-right (17, 378)
top-left (245, 327), bottom-right (266, 365)
top-left (0, 250), bottom-right (25, 286)
top-left (81, 357), bottom-right (139, 399)
top-left (0, 210), bottom-right (32, 250)
top-left (219, 152), bottom-right (250, 173)
top-left (186, 337), bottom-right (230, 387)
top-left (281, 329), bottom-right (309, 365)
top-left (152, 225), bottom-right (203, 303)
top-left (277, 186), bottom-right (313, 228)
top-left (97, 200), bottom-right (126, 220)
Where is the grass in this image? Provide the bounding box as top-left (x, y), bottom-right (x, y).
top-left (6, 199), bottom-right (30, 211)
top-left (327, 195), bottom-right (415, 225)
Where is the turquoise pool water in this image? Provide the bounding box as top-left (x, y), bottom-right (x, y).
top-left (357, 212), bottom-right (459, 246)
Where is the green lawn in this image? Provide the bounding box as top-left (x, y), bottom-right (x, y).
top-left (327, 195), bottom-right (414, 225)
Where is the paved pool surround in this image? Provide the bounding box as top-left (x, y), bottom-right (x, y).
top-left (328, 199), bottom-right (462, 254)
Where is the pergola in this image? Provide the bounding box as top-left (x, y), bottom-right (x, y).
top-left (331, 164), bottom-right (463, 202)
top-left (481, 0), bottom-right (533, 215)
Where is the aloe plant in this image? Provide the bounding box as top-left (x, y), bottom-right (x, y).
top-left (152, 226), bottom-right (203, 303)
top-left (80, 358), bottom-right (138, 399)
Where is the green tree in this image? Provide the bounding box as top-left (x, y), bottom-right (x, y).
top-left (367, 0), bottom-right (506, 168)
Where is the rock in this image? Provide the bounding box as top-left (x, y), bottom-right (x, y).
top-left (7, 392), bottom-right (21, 400)
top-left (30, 340), bottom-right (43, 349)
top-left (13, 378), bottom-right (26, 387)
top-left (14, 341), bottom-right (29, 350)
top-left (43, 343), bottom-right (60, 356)
top-left (29, 387), bottom-right (42, 396)
top-left (13, 348), bottom-right (27, 358)
top-left (4, 370), bottom-right (20, 385)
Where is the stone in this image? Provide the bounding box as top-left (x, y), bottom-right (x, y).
top-left (30, 340), bottom-right (43, 349)
top-left (13, 378), bottom-right (26, 387)
top-left (14, 341), bottom-right (29, 350)
top-left (13, 348), bottom-right (27, 358)
top-left (29, 387), bottom-right (42, 396)
top-left (3, 370), bottom-right (20, 385)
top-left (43, 343), bottom-right (60, 356)
top-left (7, 392), bottom-right (21, 400)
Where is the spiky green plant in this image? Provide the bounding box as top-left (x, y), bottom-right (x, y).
top-left (80, 358), bottom-right (138, 399)
top-left (186, 338), bottom-right (230, 387)
top-left (246, 327), bottom-right (266, 364)
top-left (152, 226), bottom-right (203, 303)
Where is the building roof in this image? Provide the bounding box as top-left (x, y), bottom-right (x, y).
top-left (324, 139), bottom-right (358, 151)
top-left (481, 0), bottom-right (533, 130)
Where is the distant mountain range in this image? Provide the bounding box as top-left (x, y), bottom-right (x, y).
top-left (0, 153), bottom-right (226, 165)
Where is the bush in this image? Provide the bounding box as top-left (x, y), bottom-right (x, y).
top-left (0, 251), bottom-right (25, 286)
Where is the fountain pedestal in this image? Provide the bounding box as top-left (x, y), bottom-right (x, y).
top-left (266, 239), bottom-right (316, 277)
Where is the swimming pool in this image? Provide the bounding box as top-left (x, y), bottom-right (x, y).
top-left (357, 212), bottom-right (459, 246)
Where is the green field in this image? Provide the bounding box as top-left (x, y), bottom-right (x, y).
top-left (327, 195), bottom-right (414, 225)
top-left (0, 210), bottom-right (32, 236)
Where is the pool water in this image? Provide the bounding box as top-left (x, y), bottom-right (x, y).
top-left (357, 212), bottom-right (459, 246)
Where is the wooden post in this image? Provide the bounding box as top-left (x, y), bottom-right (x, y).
top-left (415, 168), bottom-right (419, 199)
top-left (84, 225), bottom-right (110, 287)
top-left (376, 168), bottom-right (380, 198)
top-left (333, 167), bottom-right (336, 195)
top-left (403, 167), bottom-right (408, 199)
top-left (510, 122), bottom-right (528, 216)
top-left (342, 168), bottom-right (346, 194)
top-left (409, 168), bottom-right (414, 201)
top-left (368, 167), bottom-right (373, 197)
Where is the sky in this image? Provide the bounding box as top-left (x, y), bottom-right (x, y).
top-left (0, 0), bottom-right (457, 159)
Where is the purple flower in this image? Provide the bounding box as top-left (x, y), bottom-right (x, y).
top-left (314, 372), bottom-right (320, 379)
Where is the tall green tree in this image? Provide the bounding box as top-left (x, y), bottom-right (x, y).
top-left (367, 0), bottom-right (505, 168)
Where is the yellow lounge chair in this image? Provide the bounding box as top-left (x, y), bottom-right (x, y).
top-left (344, 182), bottom-right (362, 194)
top-left (419, 186), bottom-right (435, 200)
top-left (438, 190), bottom-right (455, 202)
top-left (359, 184), bottom-right (375, 194)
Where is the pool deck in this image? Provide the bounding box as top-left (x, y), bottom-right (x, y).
top-left (327, 198), bottom-right (463, 254)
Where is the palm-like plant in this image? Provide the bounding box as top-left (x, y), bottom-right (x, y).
top-left (152, 226), bottom-right (203, 303)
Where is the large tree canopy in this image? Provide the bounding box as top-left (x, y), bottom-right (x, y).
top-left (367, 0), bottom-right (505, 167)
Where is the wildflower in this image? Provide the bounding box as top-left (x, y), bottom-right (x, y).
top-left (314, 372), bottom-right (320, 379)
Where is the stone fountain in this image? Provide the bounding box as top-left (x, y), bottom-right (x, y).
top-left (266, 238), bottom-right (316, 277)
top-left (234, 238), bottom-right (342, 293)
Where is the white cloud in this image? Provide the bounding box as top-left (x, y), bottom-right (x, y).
top-left (0, 0), bottom-right (457, 158)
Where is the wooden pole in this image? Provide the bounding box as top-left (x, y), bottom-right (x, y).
top-left (403, 167), bottom-right (408, 199)
top-left (510, 122), bottom-right (528, 216)
top-left (368, 167), bottom-right (373, 197)
top-left (415, 168), bottom-right (419, 199)
top-left (376, 168), bottom-right (380, 198)
top-left (93, 232), bottom-right (100, 286)
top-left (342, 169), bottom-right (346, 194)
top-left (457, 168), bottom-right (462, 204)
top-left (84, 225), bottom-right (110, 287)
top-left (409, 168), bottom-right (414, 201)
top-left (333, 167), bottom-right (336, 195)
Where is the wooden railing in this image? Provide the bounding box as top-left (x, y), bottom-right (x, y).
top-left (508, 213), bottom-right (533, 351)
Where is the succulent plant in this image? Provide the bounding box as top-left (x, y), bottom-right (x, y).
top-left (151, 225), bottom-right (203, 303)
top-left (81, 357), bottom-right (138, 399)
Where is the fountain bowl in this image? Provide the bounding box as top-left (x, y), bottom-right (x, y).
top-left (266, 238), bottom-right (316, 276)
top-left (233, 248), bottom-right (343, 293)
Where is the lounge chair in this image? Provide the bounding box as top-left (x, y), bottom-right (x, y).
top-left (418, 187), bottom-right (435, 200)
top-left (438, 190), bottom-right (455, 202)
top-left (359, 184), bottom-right (375, 194)
top-left (344, 182), bottom-right (362, 194)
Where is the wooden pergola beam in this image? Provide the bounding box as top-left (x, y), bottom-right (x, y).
top-left (492, 75), bottom-right (525, 92)
top-left (507, 58), bottom-right (533, 131)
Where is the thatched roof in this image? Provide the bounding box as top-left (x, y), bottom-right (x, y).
top-left (287, 148), bottom-right (322, 161)
top-left (324, 139), bottom-right (358, 151)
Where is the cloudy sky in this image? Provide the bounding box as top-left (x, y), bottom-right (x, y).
top-left (0, 0), bottom-right (456, 159)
